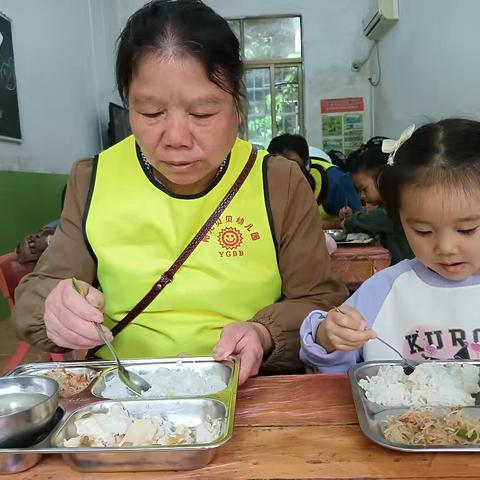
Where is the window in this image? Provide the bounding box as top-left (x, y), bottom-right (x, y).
top-left (228, 16), bottom-right (304, 148)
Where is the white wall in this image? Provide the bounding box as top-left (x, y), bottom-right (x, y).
top-left (5, 0), bottom-right (479, 174)
top-left (372, 0), bottom-right (480, 137)
top-left (0, 0), bottom-right (116, 173)
top-left (114, 0), bottom-right (374, 147)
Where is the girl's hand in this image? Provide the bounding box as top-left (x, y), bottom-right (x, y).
top-left (338, 206), bottom-right (352, 219)
top-left (212, 321), bottom-right (273, 385)
top-left (315, 305), bottom-right (375, 352)
top-left (44, 278), bottom-right (110, 349)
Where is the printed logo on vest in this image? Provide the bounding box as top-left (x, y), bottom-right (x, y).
top-left (201, 214), bottom-right (261, 257)
top-left (218, 227), bottom-right (243, 250)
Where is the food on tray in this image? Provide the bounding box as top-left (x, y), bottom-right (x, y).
top-left (345, 232), bottom-right (372, 243)
top-left (63, 403), bottom-right (221, 447)
top-left (358, 363), bottom-right (480, 407)
top-left (383, 408), bottom-right (480, 446)
top-left (101, 366), bottom-right (227, 398)
top-left (45, 368), bottom-right (97, 398)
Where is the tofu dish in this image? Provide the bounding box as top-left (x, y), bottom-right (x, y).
top-left (63, 403), bottom-right (222, 448)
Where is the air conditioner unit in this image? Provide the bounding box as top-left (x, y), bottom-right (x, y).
top-left (362, 0), bottom-right (399, 41)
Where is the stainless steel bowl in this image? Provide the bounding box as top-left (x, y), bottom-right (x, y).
top-left (324, 229), bottom-right (347, 242)
top-left (0, 375), bottom-right (59, 447)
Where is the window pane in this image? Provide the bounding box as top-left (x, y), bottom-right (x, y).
top-left (275, 66), bottom-right (300, 135)
top-left (246, 68), bottom-right (272, 148)
top-left (227, 19), bottom-right (240, 41)
top-left (244, 17), bottom-right (301, 61)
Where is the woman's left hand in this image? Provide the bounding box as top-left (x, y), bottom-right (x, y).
top-left (213, 322), bottom-right (273, 385)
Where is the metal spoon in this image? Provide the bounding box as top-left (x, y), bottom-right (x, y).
top-left (374, 336), bottom-right (418, 375)
top-left (71, 277), bottom-right (151, 395)
top-left (333, 306), bottom-right (417, 375)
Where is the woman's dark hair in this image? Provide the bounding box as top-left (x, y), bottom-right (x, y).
top-left (267, 134), bottom-right (310, 169)
top-left (349, 149), bottom-right (389, 176)
top-left (116, 0), bottom-right (244, 113)
top-left (378, 118), bottom-right (480, 225)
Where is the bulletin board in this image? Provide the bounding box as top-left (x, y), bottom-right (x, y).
top-left (321, 97), bottom-right (364, 156)
top-left (0, 12), bottom-right (22, 142)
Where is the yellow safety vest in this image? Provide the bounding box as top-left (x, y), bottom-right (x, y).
top-left (85, 136), bottom-right (282, 359)
top-left (309, 157), bottom-right (335, 220)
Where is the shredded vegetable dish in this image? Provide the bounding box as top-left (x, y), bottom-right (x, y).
top-left (46, 368), bottom-right (97, 398)
top-left (383, 408), bottom-right (480, 446)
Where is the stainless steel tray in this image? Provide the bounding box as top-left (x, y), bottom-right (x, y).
top-left (348, 360), bottom-right (480, 452)
top-left (336, 236), bottom-right (375, 246)
top-left (0, 356), bottom-right (239, 473)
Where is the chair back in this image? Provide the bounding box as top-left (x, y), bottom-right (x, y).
top-left (0, 252), bottom-right (65, 374)
top-left (0, 251), bottom-right (35, 309)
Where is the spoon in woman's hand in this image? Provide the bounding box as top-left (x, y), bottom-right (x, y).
top-left (71, 277), bottom-right (152, 395)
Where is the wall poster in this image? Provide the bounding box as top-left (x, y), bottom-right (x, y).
top-left (321, 97), bottom-right (363, 156)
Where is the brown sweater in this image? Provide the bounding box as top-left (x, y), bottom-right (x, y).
top-left (13, 154), bottom-right (348, 372)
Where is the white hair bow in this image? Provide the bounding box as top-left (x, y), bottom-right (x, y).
top-left (382, 124), bottom-right (415, 166)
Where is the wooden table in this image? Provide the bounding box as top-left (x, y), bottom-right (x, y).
top-left (16, 374), bottom-right (480, 479)
top-left (331, 243), bottom-right (391, 291)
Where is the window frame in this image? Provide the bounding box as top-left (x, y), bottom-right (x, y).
top-left (228, 14), bottom-right (305, 142)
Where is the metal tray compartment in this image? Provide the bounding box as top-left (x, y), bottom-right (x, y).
top-left (348, 360), bottom-right (480, 452)
top-left (7, 364), bottom-right (102, 399)
top-left (90, 357), bottom-right (233, 399)
top-left (8, 364), bottom-right (99, 378)
top-left (50, 398), bottom-right (230, 472)
top-left (1, 356), bottom-right (239, 473)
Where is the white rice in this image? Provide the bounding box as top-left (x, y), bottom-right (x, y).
top-left (358, 363), bottom-right (480, 407)
top-left (101, 366), bottom-right (227, 398)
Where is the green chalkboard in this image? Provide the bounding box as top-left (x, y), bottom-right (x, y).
top-left (0, 12), bottom-right (21, 141)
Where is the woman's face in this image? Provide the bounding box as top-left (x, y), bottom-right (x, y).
top-left (128, 54), bottom-right (240, 195)
top-left (352, 171), bottom-right (381, 206)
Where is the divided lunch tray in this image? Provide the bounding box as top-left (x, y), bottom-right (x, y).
top-left (348, 360), bottom-right (480, 452)
top-left (0, 356), bottom-right (239, 473)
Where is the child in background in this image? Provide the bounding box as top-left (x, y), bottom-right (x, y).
top-left (268, 134), bottom-right (361, 228)
top-left (300, 119), bottom-right (480, 372)
top-left (341, 148), bottom-right (413, 264)
top-left (266, 134), bottom-right (338, 255)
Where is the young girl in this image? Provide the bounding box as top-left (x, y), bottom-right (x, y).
top-left (341, 148), bottom-right (414, 264)
top-left (300, 118), bottom-right (480, 372)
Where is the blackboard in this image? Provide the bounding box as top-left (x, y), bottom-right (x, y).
top-left (0, 12), bottom-right (21, 142)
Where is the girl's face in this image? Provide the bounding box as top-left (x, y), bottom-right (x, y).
top-left (352, 171), bottom-right (381, 206)
top-left (400, 184), bottom-right (480, 280)
top-left (128, 54), bottom-right (240, 195)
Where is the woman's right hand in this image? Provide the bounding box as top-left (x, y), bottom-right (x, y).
top-left (44, 278), bottom-right (111, 349)
top-left (315, 304), bottom-right (375, 353)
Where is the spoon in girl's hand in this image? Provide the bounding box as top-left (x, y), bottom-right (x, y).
top-left (333, 306), bottom-right (417, 375)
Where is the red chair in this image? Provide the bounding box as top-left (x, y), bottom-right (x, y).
top-left (0, 251), bottom-right (35, 308)
top-left (0, 251), bottom-right (64, 374)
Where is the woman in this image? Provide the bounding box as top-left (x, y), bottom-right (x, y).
top-left (13, 0), bottom-right (347, 384)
